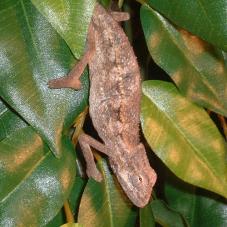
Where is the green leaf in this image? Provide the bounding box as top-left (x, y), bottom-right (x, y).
top-left (0, 127), bottom-right (76, 226)
top-left (68, 177), bottom-right (87, 215)
top-left (145, 0), bottom-right (227, 51)
top-left (99, 0), bottom-right (112, 8)
top-left (164, 176), bottom-right (227, 227)
top-left (141, 80), bottom-right (227, 198)
top-left (140, 198), bottom-right (188, 227)
top-left (140, 203), bottom-right (155, 227)
top-left (149, 200), bottom-right (188, 227)
top-left (0, 100), bottom-right (27, 141)
top-left (46, 210), bottom-right (65, 227)
top-left (78, 157), bottom-right (137, 227)
top-left (141, 5), bottom-right (227, 116)
top-left (0, 0), bottom-right (89, 156)
top-left (47, 177), bottom-right (86, 226)
top-left (31, 0), bottom-right (96, 59)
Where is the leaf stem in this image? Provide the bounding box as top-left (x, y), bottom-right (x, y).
top-left (118, 0), bottom-right (124, 8)
top-left (72, 106), bottom-right (89, 145)
top-left (64, 200), bottom-right (75, 223)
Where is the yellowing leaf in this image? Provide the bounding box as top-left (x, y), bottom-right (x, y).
top-left (141, 80), bottom-right (227, 198)
top-left (141, 5), bottom-right (227, 116)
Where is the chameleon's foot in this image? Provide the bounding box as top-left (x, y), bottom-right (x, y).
top-left (48, 41), bottom-right (94, 90)
top-left (87, 166), bottom-right (103, 182)
top-left (48, 77), bottom-right (81, 90)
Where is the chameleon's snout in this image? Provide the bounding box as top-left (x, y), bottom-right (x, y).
top-left (127, 167), bottom-right (157, 207)
top-left (115, 143), bottom-right (157, 207)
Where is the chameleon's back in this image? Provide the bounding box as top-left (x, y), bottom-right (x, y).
top-left (89, 4), bottom-right (142, 148)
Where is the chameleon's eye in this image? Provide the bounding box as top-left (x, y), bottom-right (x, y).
top-left (131, 175), bottom-right (144, 187)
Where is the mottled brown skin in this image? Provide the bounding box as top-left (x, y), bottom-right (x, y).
top-left (49, 3), bottom-right (156, 207)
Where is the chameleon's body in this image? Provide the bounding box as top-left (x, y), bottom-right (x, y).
top-left (49, 4), bottom-right (156, 207)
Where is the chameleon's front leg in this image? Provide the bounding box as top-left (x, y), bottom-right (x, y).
top-left (48, 25), bottom-right (95, 89)
top-left (48, 51), bottom-right (90, 89)
top-left (78, 133), bottom-right (112, 182)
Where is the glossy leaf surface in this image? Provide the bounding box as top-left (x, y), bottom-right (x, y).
top-left (46, 210), bottom-right (65, 227)
top-left (78, 157), bottom-right (137, 227)
top-left (149, 200), bottom-right (187, 227)
top-left (0, 127), bottom-right (76, 226)
top-left (0, 100), bottom-right (27, 141)
top-left (141, 5), bottom-right (227, 116)
top-left (146, 0), bottom-right (227, 51)
top-left (31, 0), bottom-right (96, 59)
top-left (141, 80), bottom-right (227, 198)
top-left (68, 177), bottom-right (87, 214)
top-left (0, 0), bottom-right (89, 156)
top-left (164, 176), bottom-right (227, 227)
top-left (140, 203), bottom-right (155, 227)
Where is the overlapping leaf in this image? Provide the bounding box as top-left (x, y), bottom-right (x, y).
top-left (78, 157), bottom-right (137, 227)
top-left (141, 5), bottom-right (227, 116)
top-left (149, 200), bottom-right (188, 227)
top-left (0, 0), bottom-right (89, 156)
top-left (68, 177), bottom-right (87, 214)
top-left (0, 127), bottom-right (76, 226)
top-left (0, 99), bottom-right (27, 141)
top-left (46, 211), bottom-right (65, 227)
top-left (164, 177), bottom-right (227, 227)
top-left (46, 177), bottom-right (88, 227)
top-left (140, 199), bottom-right (187, 227)
top-left (145, 0), bottom-right (227, 51)
top-left (141, 80), bottom-right (227, 198)
top-left (31, 0), bottom-right (96, 59)
top-left (140, 203), bottom-right (155, 227)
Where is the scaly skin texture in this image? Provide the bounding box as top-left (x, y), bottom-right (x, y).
top-left (49, 3), bottom-right (157, 208)
top-left (89, 4), bottom-right (156, 207)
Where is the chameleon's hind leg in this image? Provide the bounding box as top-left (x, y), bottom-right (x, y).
top-left (78, 133), bottom-right (112, 182)
top-left (111, 11), bottom-right (130, 22)
top-left (48, 25), bottom-right (95, 89)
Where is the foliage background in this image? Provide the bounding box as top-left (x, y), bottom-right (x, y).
top-left (0, 0), bottom-right (226, 226)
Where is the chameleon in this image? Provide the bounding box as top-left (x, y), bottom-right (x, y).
top-left (48, 3), bottom-right (157, 207)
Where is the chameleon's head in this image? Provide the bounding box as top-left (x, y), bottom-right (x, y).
top-left (112, 143), bottom-right (157, 207)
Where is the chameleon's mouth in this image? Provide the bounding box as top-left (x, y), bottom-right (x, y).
top-left (117, 176), bottom-right (153, 208)
top-left (126, 186), bottom-right (152, 208)
top-left (116, 167), bottom-right (157, 207)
